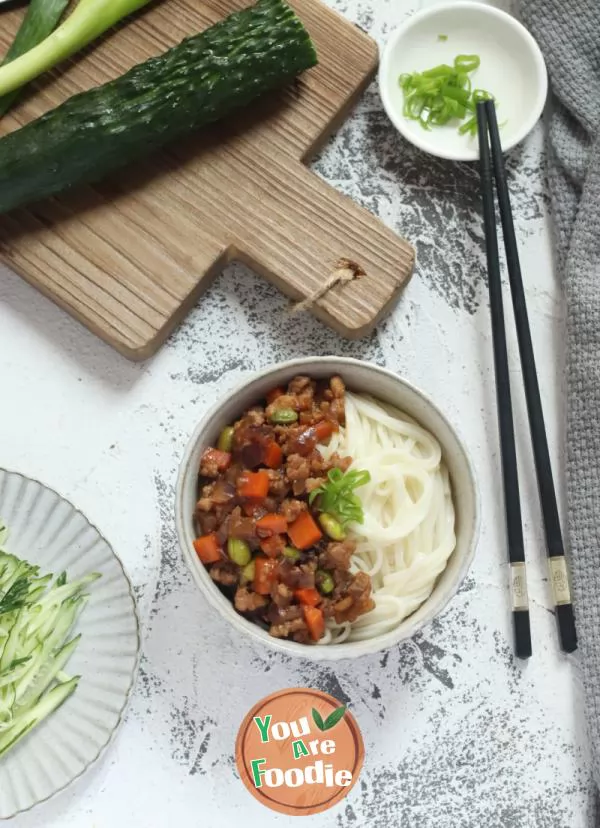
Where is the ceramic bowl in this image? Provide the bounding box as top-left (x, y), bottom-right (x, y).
top-left (176, 357), bottom-right (480, 660)
top-left (379, 2), bottom-right (548, 161)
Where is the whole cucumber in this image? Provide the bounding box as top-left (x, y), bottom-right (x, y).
top-left (0, 0), bottom-right (317, 214)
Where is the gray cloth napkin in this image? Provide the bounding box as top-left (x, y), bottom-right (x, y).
top-left (519, 0), bottom-right (600, 819)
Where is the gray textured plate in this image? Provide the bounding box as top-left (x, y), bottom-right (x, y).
top-left (0, 469), bottom-right (140, 819)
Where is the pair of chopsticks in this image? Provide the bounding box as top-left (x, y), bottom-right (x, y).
top-left (476, 100), bottom-right (577, 659)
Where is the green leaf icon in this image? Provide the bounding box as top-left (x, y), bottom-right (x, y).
top-left (323, 705), bottom-right (347, 730)
top-left (311, 707), bottom-right (325, 731)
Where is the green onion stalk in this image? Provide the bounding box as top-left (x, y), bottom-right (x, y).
top-left (0, 0), bottom-right (154, 100)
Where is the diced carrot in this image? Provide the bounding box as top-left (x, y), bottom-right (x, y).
top-left (193, 533), bottom-right (221, 564)
top-left (237, 470), bottom-right (270, 499)
top-left (260, 535), bottom-right (286, 558)
top-left (256, 513), bottom-right (288, 538)
top-left (263, 442), bottom-right (283, 469)
top-left (254, 557), bottom-right (279, 594)
top-left (201, 447), bottom-right (231, 473)
top-left (314, 420), bottom-right (336, 442)
top-left (287, 511), bottom-right (322, 550)
top-left (303, 605), bottom-right (325, 641)
top-left (295, 588), bottom-right (321, 607)
top-left (266, 387), bottom-right (285, 405)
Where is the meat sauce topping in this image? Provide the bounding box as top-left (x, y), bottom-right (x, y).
top-left (193, 375), bottom-right (374, 643)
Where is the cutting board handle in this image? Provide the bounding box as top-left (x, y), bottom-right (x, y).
top-left (239, 156), bottom-right (414, 337)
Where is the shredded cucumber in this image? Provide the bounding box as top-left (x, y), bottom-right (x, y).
top-left (0, 525), bottom-right (100, 757)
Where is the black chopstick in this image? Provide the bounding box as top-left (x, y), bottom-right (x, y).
top-left (485, 100), bottom-right (577, 654)
top-left (476, 102), bottom-right (532, 660)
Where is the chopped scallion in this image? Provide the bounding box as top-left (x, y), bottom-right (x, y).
top-left (399, 54), bottom-right (497, 136)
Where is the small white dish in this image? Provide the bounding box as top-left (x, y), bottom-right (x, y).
top-left (0, 469), bottom-right (140, 819)
top-left (176, 357), bottom-right (480, 661)
top-left (379, 2), bottom-right (548, 161)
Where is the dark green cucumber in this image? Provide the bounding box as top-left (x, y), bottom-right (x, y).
top-left (0, 0), bottom-right (317, 214)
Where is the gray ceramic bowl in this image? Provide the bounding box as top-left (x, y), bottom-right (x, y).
top-left (176, 357), bottom-right (480, 660)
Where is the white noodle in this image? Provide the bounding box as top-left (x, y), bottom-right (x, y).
top-left (320, 392), bottom-right (456, 642)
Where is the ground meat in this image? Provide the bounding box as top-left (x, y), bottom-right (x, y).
top-left (233, 424), bottom-right (273, 467)
top-left (224, 463), bottom-right (242, 485)
top-left (216, 514), bottom-right (232, 545)
top-left (286, 454), bottom-right (311, 481)
top-left (291, 627), bottom-right (311, 644)
top-left (278, 560), bottom-right (316, 589)
top-left (266, 394), bottom-right (299, 418)
top-left (348, 571), bottom-right (371, 600)
top-left (270, 617), bottom-right (307, 638)
top-left (328, 453), bottom-right (353, 472)
top-left (194, 373), bottom-right (375, 643)
top-left (210, 563), bottom-right (239, 587)
top-left (330, 398), bottom-right (345, 424)
top-left (330, 376), bottom-right (345, 398)
top-left (199, 451), bottom-right (220, 478)
top-left (288, 377), bottom-right (317, 412)
top-left (235, 587), bottom-right (268, 613)
top-left (196, 512), bottom-right (218, 535)
top-left (307, 450), bottom-right (329, 475)
top-left (319, 540), bottom-right (356, 571)
top-left (241, 501), bottom-right (266, 520)
top-left (323, 375), bottom-right (345, 403)
top-left (246, 407), bottom-right (266, 425)
top-left (240, 442), bottom-right (265, 469)
top-left (261, 534), bottom-right (286, 558)
top-left (271, 582), bottom-right (294, 608)
top-left (267, 469), bottom-right (289, 498)
top-left (299, 410), bottom-right (322, 425)
top-left (332, 569), bottom-right (353, 594)
top-left (268, 600), bottom-right (302, 624)
top-left (275, 423), bottom-right (300, 439)
top-left (333, 572), bottom-right (374, 623)
top-left (280, 498), bottom-right (307, 523)
top-left (287, 424), bottom-right (333, 457)
top-left (332, 595), bottom-right (352, 616)
top-left (213, 500), bottom-right (237, 526)
top-left (305, 477), bottom-right (325, 494)
top-left (288, 376), bottom-right (314, 394)
top-left (297, 391), bottom-right (315, 411)
top-left (234, 409), bottom-right (267, 436)
top-left (229, 507), bottom-right (256, 542)
top-left (195, 483), bottom-right (216, 512)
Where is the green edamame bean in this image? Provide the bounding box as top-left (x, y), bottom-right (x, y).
top-left (268, 408), bottom-right (298, 425)
top-left (241, 560), bottom-right (256, 583)
top-left (283, 546), bottom-right (301, 561)
top-left (316, 569), bottom-right (335, 594)
top-left (228, 538), bottom-right (251, 567)
top-left (217, 425), bottom-right (234, 452)
top-left (318, 513), bottom-right (346, 541)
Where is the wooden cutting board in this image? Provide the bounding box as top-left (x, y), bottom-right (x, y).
top-left (0, 0), bottom-right (414, 360)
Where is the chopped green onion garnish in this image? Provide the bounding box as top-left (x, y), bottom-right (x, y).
top-left (398, 54), bottom-right (498, 136)
top-left (437, 34), bottom-right (448, 42)
top-left (309, 468), bottom-right (371, 527)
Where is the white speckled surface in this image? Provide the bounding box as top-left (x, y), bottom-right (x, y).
top-left (0, 0), bottom-right (592, 824)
